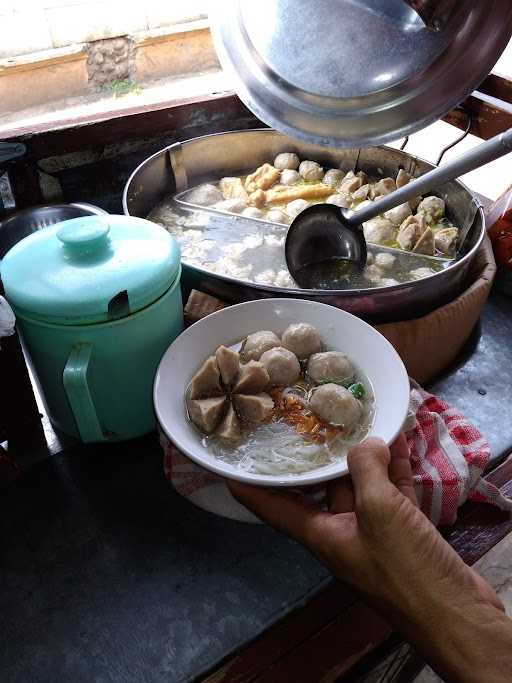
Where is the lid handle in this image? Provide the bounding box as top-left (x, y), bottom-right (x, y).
top-left (57, 217), bottom-right (110, 255)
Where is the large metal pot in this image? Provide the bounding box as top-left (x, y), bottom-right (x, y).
top-left (123, 129), bottom-right (485, 323)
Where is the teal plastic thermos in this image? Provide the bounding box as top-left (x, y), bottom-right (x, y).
top-left (1, 215), bottom-right (183, 443)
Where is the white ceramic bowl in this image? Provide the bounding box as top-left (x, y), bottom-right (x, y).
top-left (154, 299), bottom-right (409, 487)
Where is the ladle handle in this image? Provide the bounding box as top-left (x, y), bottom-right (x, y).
top-left (349, 127), bottom-right (512, 226)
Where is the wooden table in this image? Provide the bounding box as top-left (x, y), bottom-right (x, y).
top-left (2, 77), bottom-right (512, 682)
top-left (1, 289), bottom-right (512, 683)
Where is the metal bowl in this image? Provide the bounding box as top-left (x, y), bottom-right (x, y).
top-left (0, 203), bottom-right (107, 259)
top-left (123, 129), bottom-right (485, 324)
top-left (210, 1), bottom-right (512, 147)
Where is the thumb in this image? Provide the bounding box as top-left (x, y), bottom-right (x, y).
top-left (228, 480), bottom-right (329, 547)
top-left (347, 437), bottom-right (393, 514)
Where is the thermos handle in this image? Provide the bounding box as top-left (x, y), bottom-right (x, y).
top-left (63, 342), bottom-right (105, 443)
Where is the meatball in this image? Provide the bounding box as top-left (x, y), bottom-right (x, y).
top-left (266, 209), bottom-right (290, 224)
top-left (215, 403), bottom-right (241, 440)
top-left (326, 193), bottom-right (351, 208)
top-left (286, 199), bottom-right (310, 219)
top-left (187, 183), bottom-right (223, 207)
top-left (323, 169), bottom-right (345, 188)
top-left (242, 207), bottom-right (264, 219)
top-left (189, 356), bottom-right (223, 399)
top-left (340, 172), bottom-right (363, 194)
top-left (260, 347), bottom-right (301, 387)
top-left (374, 252), bottom-right (396, 269)
top-left (242, 330), bottom-right (281, 362)
top-left (187, 396), bottom-right (227, 433)
top-left (435, 227), bottom-right (458, 255)
top-left (371, 177), bottom-right (396, 199)
top-left (281, 323), bottom-right (321, 359)
top-left (363, 264), bottom-right (384, 284)
top-left (215, 345), bottom-right (240, 387)
top-left (215, 198), bottom-right (247, 213)
top-left (274, 152), bottom-right (300, 171)
top-left (380, 277), bottom-right (399, 287)
top-left (232, 361), bottom-right (269, 395)
top-left (280, 169), bottom-right (300, 185)
top-left (299, 160), bottom-right (324, 181)
top-left (409, 267), bottom-right (433, 280)
top-left (384, 202), bottom-right (412, 227)
top-left (417, 196), bottom-right (445, 221)
top-left (309, 384), bottom-right (362, 427)
top-left (363, 217), bottom-right (396, 245)
top-left (307, 351), bottom-right (353, 383)
top-left (233, 393), bottom-right (274, 423)
top-left (396, 215), bottom-right (426, 251)
top-left (352, 184), bottom-right (370, 201)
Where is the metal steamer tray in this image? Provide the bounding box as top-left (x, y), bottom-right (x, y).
top-left (123, 129), bottom-right (485, 323)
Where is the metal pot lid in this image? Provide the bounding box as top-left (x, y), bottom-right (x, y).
top-left (211, 0), bottom-right (512, 147)
top-left (1, 215), bottom-right (181, 325)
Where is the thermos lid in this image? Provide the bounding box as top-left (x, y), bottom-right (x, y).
top-left (211, 0), bottom-right (512, 147)
top-left (1, 215), bottom-right (181, 325)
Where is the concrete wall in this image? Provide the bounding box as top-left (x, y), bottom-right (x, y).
top-left (0, 0), bottom-right (209, 59)
top-left (0, 21), bottom-right (219, 115)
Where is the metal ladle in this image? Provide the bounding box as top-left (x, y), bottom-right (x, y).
top-left (286, 128), bottom-right (512, 288)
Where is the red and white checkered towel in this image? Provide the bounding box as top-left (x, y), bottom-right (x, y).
top-left (162, 381), bottom-right (512, 525)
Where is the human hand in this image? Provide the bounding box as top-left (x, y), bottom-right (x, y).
top-left (228, 435), bottom-right (502, 622)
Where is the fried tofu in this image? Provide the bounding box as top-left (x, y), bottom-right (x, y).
top-left (219, 177), bottom-right (249, 202)
top-left (245, 164), bottom-right (281, 193)
top-left (266, 183), bottom-right (332, 204)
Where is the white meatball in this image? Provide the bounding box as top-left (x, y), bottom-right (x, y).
top-left (286, 199), bottom-right (310, 219)
top-left (363, 264), bottom-right (384, 283)
top-left (254, 269), bottom-right (276, 285)
top-left (242, 207), bottom-right (264, 219)
top-left (242, 330), bottom-right (281, 361)
top-left (187, 183), bottom-right (223, 206)
top-left (274, 152), bottom-right (300, 170)
top-left (418, 196), bottom-right (445, 220)
top-left (384, 202), bottom-right (412, 227)
top-left (299, 160), bottom-right (324, 181)
top-left (280, 169), bottom-right (300, 185)
top-left (371, 177), bottom-right (396, 199)
top-left (215, 198), bottom-right (247, 213)
top-left (340, 173), bottom-right (363, 194)
top-left (352, 184), bottom-right (370, 201)
top-left (274, 270), bottom-right (294, 288)
top-left (310, 384), bottom-right (362, 427)
top-left (409, 267), bottom-right (433, 280)
top-left (326, 193), bottom-right (351, 208)
top-left (323, 169), bottom-right (345, 188)
top-left (363, 217), bottom-right (396, 245)
top-left (266, 209), bottom-right (290, 224)
top-left (281, 323), bottom-right (321, 359)
top-left (307, 351), bottom-right (353, 384)
top-left (260, 347), bottom-right (301, 387)
top-left (435, 227), bottom-right (458, 255)
top-left (380, 277), bottom-right (399, 287)
top-left (374, 252), bottom-right (396, 269)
